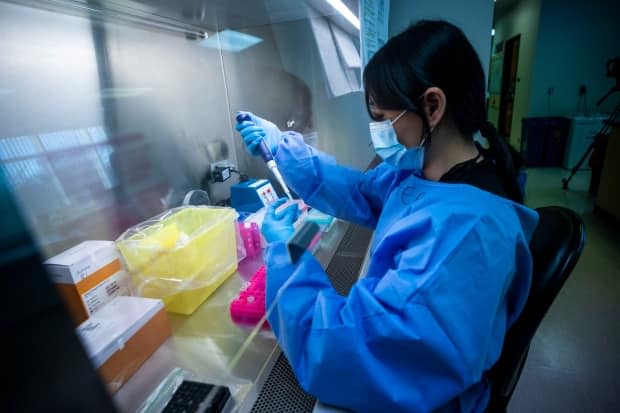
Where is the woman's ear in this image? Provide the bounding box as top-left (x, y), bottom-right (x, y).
top-left (422, 87), bottom-right (447, 129)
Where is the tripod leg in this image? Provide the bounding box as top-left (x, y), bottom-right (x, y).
top-left (561, 95), bottom-right (620, 190)
top-left (562, 141), bottom-right (595, 190)
top-left (596, 88), bottom-right (615, 106)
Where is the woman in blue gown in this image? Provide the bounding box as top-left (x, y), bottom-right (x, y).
top-left (236, 20), bottom-right (538, 413)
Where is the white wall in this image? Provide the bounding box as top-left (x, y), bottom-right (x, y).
top-left (104, 20), bottom-right (302, 204)
top-left (492, 0), bottom-right (542, 148)
top-left (271, 18), bottom-right (375, 170)
top-left (388, 0), bottom-right (495, 81)
top-left (105, 21), bottom-right (234, 198)
top-left (528, 0), bottom-right (620, 117)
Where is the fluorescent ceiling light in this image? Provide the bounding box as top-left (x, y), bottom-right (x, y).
top-left (326, 0), bottom-right (360, 30)
top-left (200, 30), bottom-right (263, 52)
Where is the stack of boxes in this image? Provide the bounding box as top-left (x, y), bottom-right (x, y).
top-left (44, 240), bottom-right (170, 393)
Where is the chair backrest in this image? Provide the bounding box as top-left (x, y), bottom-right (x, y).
top-left (488, 206), bottom-right (586, 411)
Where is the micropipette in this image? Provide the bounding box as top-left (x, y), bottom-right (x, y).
top-left (236, 113), bottom-right (294, 200)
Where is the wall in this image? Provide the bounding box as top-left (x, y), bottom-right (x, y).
top-left (276, 0), bottom-right (498, 171)
top-left (492, 0), bottom-right (542, 149)
top-left (389, 0), bottom-right (495, 81)
top-left (528, 0), bottom-right (620, 117)
top-left (105, 20), bottom-right (293, 205)
top-left (270, 18), bottom-right (376, 170)
top-left (105, 28), bottom-right (228, 217)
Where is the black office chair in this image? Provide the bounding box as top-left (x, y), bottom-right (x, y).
top-left (487, 206), bottom-right (586, 413)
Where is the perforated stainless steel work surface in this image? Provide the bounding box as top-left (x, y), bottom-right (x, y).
top-left (332, 225), bottom-right (373, 257)
top-left (325, 254), bottom-right (367, 296)
top-left (325, 225), bottom-right (372, 295)
top-left (249, 224), bottom-right (371, 412)
top-left (249, 353), bottom-right (316, 413)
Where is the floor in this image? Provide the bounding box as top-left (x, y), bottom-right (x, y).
top-left (509, 168), bottom-right (620, 412)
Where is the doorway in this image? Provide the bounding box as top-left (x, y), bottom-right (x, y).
top-left (498, 34), bottom-right (520, 139)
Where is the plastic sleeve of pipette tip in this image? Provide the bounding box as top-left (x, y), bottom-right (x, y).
top-left (251, 223), bottom-right (262, 251)
top-left (240, 223), bottom-right (258, 258)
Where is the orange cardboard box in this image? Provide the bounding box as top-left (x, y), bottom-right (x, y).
top-left (77, 296), bottom-right (171, 394)
top-left (44, 241), bottom-right (132, 324)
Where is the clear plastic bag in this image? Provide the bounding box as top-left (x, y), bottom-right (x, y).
top-left (116, 206), bottom-right (239, 314)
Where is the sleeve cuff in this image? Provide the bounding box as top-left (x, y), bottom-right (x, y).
top-left (264, 241), bottom-right (296, 306)
top-left (264, 241), bottom-right (292, 267)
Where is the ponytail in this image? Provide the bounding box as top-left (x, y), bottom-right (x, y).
top-left (363, 20), bottom-right (526, 203)
top-left (479, 121), bottom-right (524, 204)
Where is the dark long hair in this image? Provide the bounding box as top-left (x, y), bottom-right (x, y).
top-left (363, 20), bottom-right (523, 203)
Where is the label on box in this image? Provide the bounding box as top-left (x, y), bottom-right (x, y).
top-left (78, 318), bottom-right (121, 359)
top-left (74, 257), bottom-right (94, 282)
top-left (46, 265), bottom-right (71, 283)
top-left (44, 240), bottom-right (120, 284)
top-left (77, 296), bottom-right (164, 367)
top-left (81, 271), bottom-right (132, 316)
top-left (258, 183), bottom-right (277, 205)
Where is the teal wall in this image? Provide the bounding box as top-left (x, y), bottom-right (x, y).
top-left (389, 0), bottom-right (494, 81)
top-left (528, 0), bottom-right (620, 117)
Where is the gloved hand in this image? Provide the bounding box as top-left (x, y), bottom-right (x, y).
top-left (261, 198), bottom-right (300, 243)
top-left (235, 111), bottom-right (282, 156)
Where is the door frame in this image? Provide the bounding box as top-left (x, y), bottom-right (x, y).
top-left (498, 34), bottom-right (521, 139)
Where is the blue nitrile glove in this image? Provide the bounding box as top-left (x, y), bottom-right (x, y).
top-left (235, 111), bottom-right (282, 156)
top-left (261, 198), bottom-right (300, 243)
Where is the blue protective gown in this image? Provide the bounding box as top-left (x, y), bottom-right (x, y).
top-left (264, 131), bottom-right (539, 413)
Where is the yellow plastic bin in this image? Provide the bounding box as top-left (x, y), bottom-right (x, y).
top-left (116, 206), bottom-right (238, 315)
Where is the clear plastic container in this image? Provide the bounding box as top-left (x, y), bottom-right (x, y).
top-left (116, 206), bottom-right (238, 315)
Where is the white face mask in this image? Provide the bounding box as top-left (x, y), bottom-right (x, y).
top-left (369, 110), bottom-right (428, 174)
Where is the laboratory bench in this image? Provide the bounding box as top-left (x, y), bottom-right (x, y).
top-left (114, 220), bottom-right (373, 413)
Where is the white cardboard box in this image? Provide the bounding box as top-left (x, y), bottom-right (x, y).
top-left (77, 296), bottom-right (170, 393)
top-left (44, 241), bottom-right (132, 324)
top-left (45, 240), bottom-right (120, 283)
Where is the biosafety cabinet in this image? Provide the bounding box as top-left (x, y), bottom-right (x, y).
top-left (1, 0), bottom-right (375, 257)
top-left (1, 1), bottom-right (374, 412)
